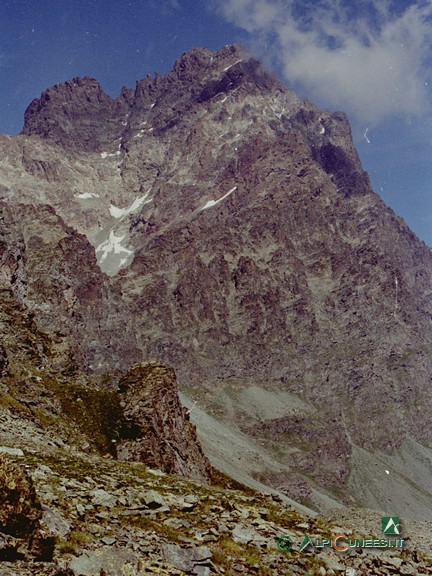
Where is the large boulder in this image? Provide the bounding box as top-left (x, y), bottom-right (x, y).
top-left (0, 454), bottom-right (41, 540)
top-left (116, 362), bottom-right (211, 483)
top-left (0, 455), bottom-right (54, 561)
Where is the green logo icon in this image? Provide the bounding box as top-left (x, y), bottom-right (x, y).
top-left (382, 516), bottom-right (402, 535)
top-left (299, 535), bottom-right (313, 552)
top-left (276, 535), bottom-right (293, 552)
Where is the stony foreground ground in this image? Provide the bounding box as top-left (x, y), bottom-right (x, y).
top-left (0, 440), bottom-right (431, 576)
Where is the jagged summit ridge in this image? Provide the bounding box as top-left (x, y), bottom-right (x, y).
top-left (21, 44), bottom-right (283, 153)
top-left (22, 76), bottom-right (123, 152)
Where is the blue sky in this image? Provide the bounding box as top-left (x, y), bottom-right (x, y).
top-left (1, 0), bottom-right (431, 245)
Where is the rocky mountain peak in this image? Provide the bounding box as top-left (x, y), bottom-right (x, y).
top-left (2, 43), bottom-right (432, 530)
top-left (21, 76), bottom-right (125, 153)
top-left (167, 43), bottom-right (278, 95)
top-left (20, 44), bottom-right (285, 155)
top-left (170, 46), bottom-right (215, 81)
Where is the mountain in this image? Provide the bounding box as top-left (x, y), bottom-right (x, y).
top-left (1, 43), bottom-right (432, 572)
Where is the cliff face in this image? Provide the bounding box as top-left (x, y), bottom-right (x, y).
top-left (0, 201), bottom-right (141, 372)
top-left (1, 44), bottom-right (432, 515)
top-left (21, 76), bottom-right (129, 153)
top-left (0, 203), bottom-right (210, 483)
top-left (117, 363), bottom-right (211, 483)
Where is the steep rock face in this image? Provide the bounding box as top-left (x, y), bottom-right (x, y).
top-left (117, 363), bottom-right (211, 483)
top-left (114, 47), bottom-right (432, 501)
top-left (22, 76), bottom-right (130, 153)
top-left (0, 201), bottom-right (140, 372)
top-left (114, 108), bottom-right (432, 489)
top-left (1, 44), bottom-right (432, 512)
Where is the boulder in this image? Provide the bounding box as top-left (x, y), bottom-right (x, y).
top-left (0, 455), bottom-right (54, 561)
top-left (116, 362), bottom-right (211, 483)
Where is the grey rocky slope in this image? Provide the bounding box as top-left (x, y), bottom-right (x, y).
top-left (2, 445), bottom-right (430, 576)
top-left (1, 43), bottom-right (432, 522)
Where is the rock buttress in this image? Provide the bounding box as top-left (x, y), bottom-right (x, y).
top-left (116, 362), bottom-right (211, 483)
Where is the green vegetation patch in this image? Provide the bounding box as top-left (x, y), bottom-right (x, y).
top-left (44, 379), bottom-right (125, 454)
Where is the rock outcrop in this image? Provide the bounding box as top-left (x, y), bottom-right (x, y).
top-left (0, 200), bottom-right (141, 372)
top-left (22, 76), bottom-right (130, 153)
top-left (0, 283), bottom-right (210, 485)
top-left (117, 362), bottom-right (211, 483)
top-left (0, 455), bottom-right (55, 562)
top-left (0, 455), bottom-right (42, 545)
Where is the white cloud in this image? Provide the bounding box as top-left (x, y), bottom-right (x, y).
top-left (215, 0), bottom-right (432, 125)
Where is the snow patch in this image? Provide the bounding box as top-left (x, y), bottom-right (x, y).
top-left (101, 151), bottom-right (121, 159)
top-left (224, 59), bottom-right (243, 72)
top-left (109, 205), bottom-right (127, 218)
top-left (269, 105), bottom-right (287, 119)
top-left (75, 192), bottom-right (100, 199)
top-left (200, 186), bottom-right (237, 211)
top-left (96, 230), bottom-right (133, 263)
top-left (109, 190), bottom-right (152, 219)
top-left (319, 125), bottom-right (325, 134)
